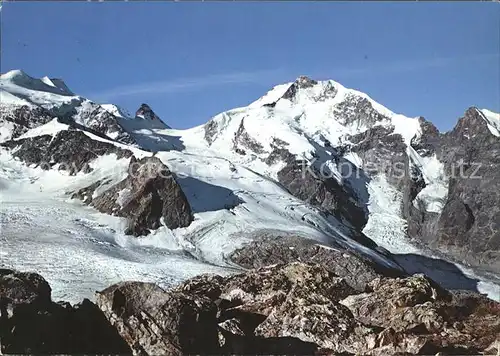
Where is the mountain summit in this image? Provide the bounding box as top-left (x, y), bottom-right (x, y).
top-left (135, 103), bottom-right (161, 121)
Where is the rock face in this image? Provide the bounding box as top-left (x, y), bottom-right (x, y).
top-left (348, 126), bottom-right (408, 190)
top-left (233, 118), bottom-right (266, 155)
top-left (0, 269), bottom-right (130, 354)
top-left (76, 156), bottom-right (193, 236)
top-left (136, 103), bottom-right (161, 121)
top-left (336, 95), bottom-right (389, 129)
top-left (277, 156), bottom-right (369, 231)
top-left (0, 105), bottom-right (54, 142)
top-left (229, 234), bottom-right (402, 292)
top-left (75, 101), bottom-right (136, 144)
top-left (99, 262), bottom-right (500, 355)
top-left (2, 264), bottom-right (499, 355)
top-left (433, 108), bottom-right (500, 272)
top-left (402, 108), bottom-right (500, 274)
top-left (95, 282), bottom-right (220, 356)
top-left (411, 116), bottom-right (440, 157)
top-left (1, 129), bottom-right (133, 175)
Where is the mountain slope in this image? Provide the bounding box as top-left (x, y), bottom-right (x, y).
top-left (1, 70), bottom-right (499, 302)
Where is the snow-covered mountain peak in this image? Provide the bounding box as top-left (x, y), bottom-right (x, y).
top-left (1, 69), bottom-right (76, 98)
top-left (1, 69), bottom-right (31, 82)
top-left (201, 75), bottom-right (423, 171)
top-left (0, 69), bottom-right (82, 112)
top-left (248, 77), bottom-right (339, 109)
top-left (248, 75), bottom-right (419, 130)
top-left (0, 70), bottom-right (176, 146)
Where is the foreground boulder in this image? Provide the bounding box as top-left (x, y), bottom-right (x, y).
top-left (0, 269), bottom-right (130, 354)
top-left (95, 282), bottom-right (219, 356)
top-left (340, 276), bottom-right (500, 354)
top-left (74, 156), bottom-right (193, 236)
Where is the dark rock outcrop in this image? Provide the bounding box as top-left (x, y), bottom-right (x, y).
top-left (403, 108), bottom-right (500, 274)
top-left (1, 129), bottom-right (133, 175)
top-left (229, 234), bottom-right (402, 292)
top-left (264, 137), bottom-right (292, 165)
top-left (82, 156), bottom-right (193, 236)
top-left (281, 76), bottom-right (318, 101)
top-left (0, 105), bottom-right (54, 141)
top-left (0, 269), bottom-right (130, 354)
top-left (102, 262), bottom-right (500, 355)
top-left (3, 264), bottom-right (499, 355)
top-left (75, 102), bottom-right (136, 144)
top-left (136, 103), bottom-right (161, 122)
top-left (233, 118), bottom-right (266, 156)
top-left (432, 108), bottom-right (500, 273)
top-left (96, 281), bottom-right (220, 356)
top-left (410, 116), bottom-right (440, 157)
top-left (336, 95), bottom-right (389, 129)
top-left (204, 118), bottom-right (219, 145)
top-left (277, 157), bottom-right (369, 231)
top-left (348, 126), bottom-right (408, 190)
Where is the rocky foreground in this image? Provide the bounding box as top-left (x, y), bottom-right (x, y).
top-left (1, 254), bottom-right (499, 355)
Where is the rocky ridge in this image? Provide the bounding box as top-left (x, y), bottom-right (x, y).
top-left (135, 103), bottom-right (163, 122)
top-left (2, 262), bottom-right (499, 355)
top-left (73, 156), bottom-right (193, 236)
top-left (1, 128), bottom-right (133, 175)
top-left (405, 107), bottom-right (500, 273)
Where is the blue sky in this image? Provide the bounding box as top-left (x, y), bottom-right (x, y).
top-left (2, 2), bottom-right (499, 130)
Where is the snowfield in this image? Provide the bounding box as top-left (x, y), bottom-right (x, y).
top-left (1, 70), bottom-right (499, 303)
top-left (479, 108), bottom-right (500, 137)
top-left (0, 151), bottom-right (234, 303)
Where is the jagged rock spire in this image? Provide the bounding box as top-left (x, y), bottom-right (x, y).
top-left (135, 103), bottom-right (160, 121)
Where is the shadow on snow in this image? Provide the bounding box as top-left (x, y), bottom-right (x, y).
top-left (174, 176), bottom-right (244, 214)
